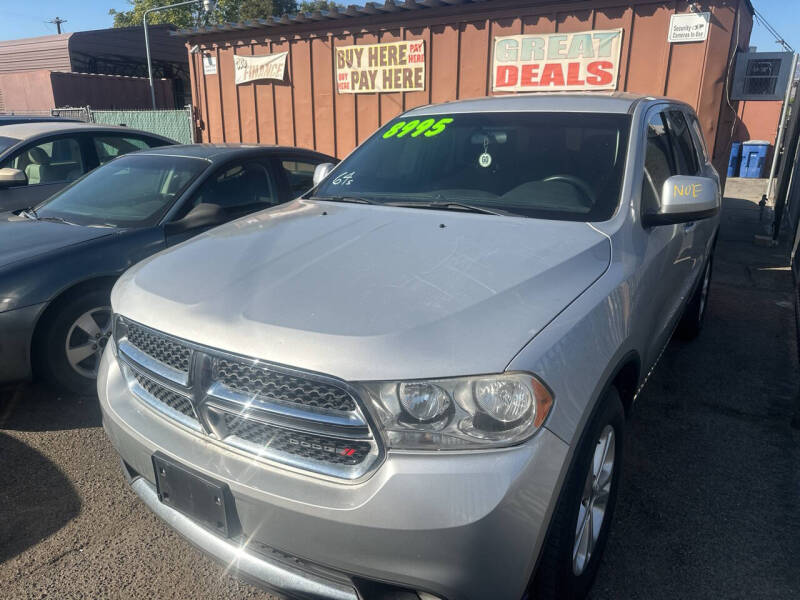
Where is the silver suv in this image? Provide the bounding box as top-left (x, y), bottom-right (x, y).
top-left (99, 93), bottom-right (720, 600)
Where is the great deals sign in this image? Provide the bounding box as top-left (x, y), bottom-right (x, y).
top-left (336, 40), bottom-right (425, 94)
top-left (493, 29), bottom-right (623, 92)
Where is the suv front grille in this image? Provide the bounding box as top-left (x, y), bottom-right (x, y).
top-left (213, 358), bottom-right (356, 412)
top-left (221, 414), bottom-right (371, 466)
top-left (127, 323), bottom-right (191, 373)
top-left (131, 370), bottom-right (196, 420)
top-left (116, 316), bottom-right (380, 480)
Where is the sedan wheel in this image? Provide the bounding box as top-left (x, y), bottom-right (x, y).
top-left (65, 307), bottom-right (112, 378)
top-left (36, 285), bottom-right (113, 394)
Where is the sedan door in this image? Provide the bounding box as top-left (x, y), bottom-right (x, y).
top-left (165, 158), bottom-right (282, 246)
top-left (0, 133), bottom-right (90, 212)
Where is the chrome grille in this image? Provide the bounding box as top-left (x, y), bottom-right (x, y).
top-left (213, 358), bottom-right (356, 412)
top-left (127, 323), bottom-right (191, 373)
top-left (221, 414), bottom-right (371, 466)
top-left (131, 370), bottom-right (196, 420)
top-left (115, 316), bottom-right (380, 480)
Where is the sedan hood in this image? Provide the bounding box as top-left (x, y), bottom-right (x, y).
top-left (113, 200), bottom-right (610, 381)
top-left (0, 214), bottom-right (113, 268)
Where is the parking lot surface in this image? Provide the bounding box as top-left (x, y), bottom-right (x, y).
top-left (1, 179), bottom-right (799, 599)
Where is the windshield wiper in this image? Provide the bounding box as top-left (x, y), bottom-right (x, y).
top-left (310, 195), bottom-right (377, 205)
top-left (386, 200), bottom-right (511, 217)
top-left (38, 215), bottom-right (76, 226)
top-left (20, 207), bottom-right (39, 220)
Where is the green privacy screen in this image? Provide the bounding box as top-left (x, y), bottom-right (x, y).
top-left (90, 108), bottom-right (193, 145)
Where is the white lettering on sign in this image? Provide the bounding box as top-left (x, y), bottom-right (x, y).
top-left (493, 29), bottom-right (623, 92)
top-left (668, 12), bottom-right (710, 43)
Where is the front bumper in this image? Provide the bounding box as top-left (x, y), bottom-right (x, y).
top-left (99, 349), bottom-right (569, 600)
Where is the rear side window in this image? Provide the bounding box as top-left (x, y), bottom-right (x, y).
top-left (666, 110), bottom-right (700, 175)
top-left (93, 135), bottom-right (163, 166)
top-left (689, 115), bottom-right (710, 163)
top-left (642, 111), bottom-right (677, 213)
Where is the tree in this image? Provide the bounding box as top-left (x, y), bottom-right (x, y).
top-left (298, 0), bottom-right (342, 12)
top-left (109, 0), bottom-right (300, 28)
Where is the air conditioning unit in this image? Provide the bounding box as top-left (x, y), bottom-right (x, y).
top-left (732, 51), bottom-right (795, 101)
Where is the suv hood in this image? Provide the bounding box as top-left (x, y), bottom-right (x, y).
top-left (113, 200), bottom-right (610, 381)
top-left (0, 214), bottom-right (113, 269)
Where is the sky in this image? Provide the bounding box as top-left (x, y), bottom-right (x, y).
top-left (0, 0), bottom-right (797, 50)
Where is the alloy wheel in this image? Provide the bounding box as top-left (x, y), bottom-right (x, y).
top-left (65, 306), bottom-right (112, 379)
top-left (572, 424), bottom-right (616, 576)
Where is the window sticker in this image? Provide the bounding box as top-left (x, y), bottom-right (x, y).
top-left (382, 117), bottom-right (454, 139)
top-left (332, 171), bottom-right (355, 185)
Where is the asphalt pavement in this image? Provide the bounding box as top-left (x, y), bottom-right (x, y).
top-left (1, 179), bottom-right (798, 599)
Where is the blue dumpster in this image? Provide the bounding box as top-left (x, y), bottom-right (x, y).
top-left (738, 140), bottom-right (771, 178)
top-left (727, 141), bottom-right (741, 177)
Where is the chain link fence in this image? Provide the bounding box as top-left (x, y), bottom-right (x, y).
top-left (18, 106), bottom-right (196, 144)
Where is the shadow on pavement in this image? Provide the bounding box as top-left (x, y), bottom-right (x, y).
top-left (0, 382), bottom-right (101, 432)
top-left (0, 432), bottom-right (82, 563)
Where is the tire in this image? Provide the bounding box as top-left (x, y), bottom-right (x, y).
top-left (36, 287), bottom-right (112, 395)
top-left (531, 388), bottom-right (625, 600)
top-left (677, 253), bottom-right (713, 340)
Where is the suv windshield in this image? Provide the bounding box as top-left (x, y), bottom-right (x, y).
top-left (36, 154), bottom-right (207, 227)
top-left (314, 111), bottom-right (631, 221)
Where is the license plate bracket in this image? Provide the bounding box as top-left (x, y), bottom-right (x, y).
top-left (152, 452), bottom-right (236, 538)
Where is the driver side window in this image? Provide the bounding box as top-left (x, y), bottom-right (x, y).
top-left (2, 136), bottom-right (85, 186)
top-left (189, 161), bottom-right (279, 218)
top-left (641, 111), bottom-right (677, 215)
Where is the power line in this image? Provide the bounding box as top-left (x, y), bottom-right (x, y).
top-left (753, 8), bottom-right (793, 53)
top-left (47, 16), bottom-right (67, 34)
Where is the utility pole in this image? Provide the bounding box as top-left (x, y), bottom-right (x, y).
top-left (48, 17), bottom-right (67, 34)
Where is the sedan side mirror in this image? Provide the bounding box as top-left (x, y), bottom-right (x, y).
top-left (642, 175), bottom-right (719, 227)
top-left (312, 163), bottom-right (335, 187)
top-left (0, 167), bottom-right (26, 189)
top-left (165, 203), bottom-right (226, 235)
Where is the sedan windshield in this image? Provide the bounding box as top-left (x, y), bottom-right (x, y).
top-left (36, 154), bottom-right (207, 227)
top-left (313, 111), bottom-right (631, 221)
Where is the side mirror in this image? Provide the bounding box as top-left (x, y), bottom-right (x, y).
top-left (0, 167), bottom-right (26, 189)
top-left (642, 175), bottom-right (719, 227)
top-left (312, 162), bottom-right (335, 187)
top-left (165, 203), bottom-right (226, 235)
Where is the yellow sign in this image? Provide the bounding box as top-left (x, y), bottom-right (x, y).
top-left (335, 40), bottom-right (425, 94)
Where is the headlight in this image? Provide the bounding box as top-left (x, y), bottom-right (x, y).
top-left (357, 372), bottom-right (553, 450)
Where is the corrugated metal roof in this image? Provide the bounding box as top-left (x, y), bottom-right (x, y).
top-left (173, 0), bottom-right (493, 38)
top-left (0, 25), bottom-right (184, 75)
top-left (173, 0), bottom-right (756, 39)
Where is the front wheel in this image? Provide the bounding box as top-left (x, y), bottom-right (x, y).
top-left (531, 388), bottom-right (625, 600)
top-left (36, 287), bottom-right (112, 394)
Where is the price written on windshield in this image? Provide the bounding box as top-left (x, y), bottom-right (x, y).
top-left (382, 118), bottom-right (453, 139)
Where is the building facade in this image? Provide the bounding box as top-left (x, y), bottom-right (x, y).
top-left (179, 0), bottom-right (754, 177)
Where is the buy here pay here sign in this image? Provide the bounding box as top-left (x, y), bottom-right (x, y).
top-left (493, 29), bottom-right (623, 92)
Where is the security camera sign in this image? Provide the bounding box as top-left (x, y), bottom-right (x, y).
top-left (493, 29), bottom-right (623, 92)
top-left (336, 40), bottom-right (425, 94)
